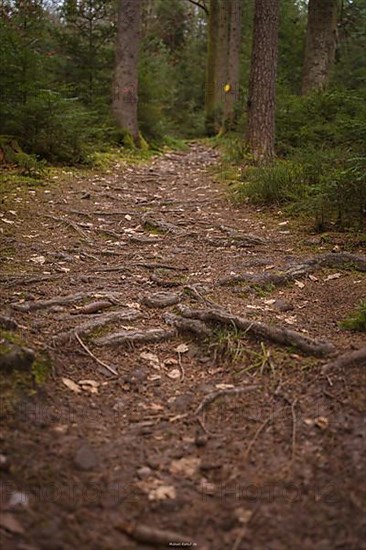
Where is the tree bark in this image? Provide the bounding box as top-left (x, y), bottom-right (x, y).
top-left (112, 0), bottom-right (141, 146)
top-left (246, 0), bottom-right (280, 161)
top-left (214, 0), bottom-right (230, 131)
top-left (222, 0), bottom-right (242, 132)
top-left (205, 0), bottom-right (220, 135)
top-left (302, 0), bottom-right (338, 95)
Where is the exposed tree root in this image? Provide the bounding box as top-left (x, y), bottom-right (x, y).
top-left (142, 292), bottom-right (182, 308)
top-left (55, 309), bottom-right (141, 342)
top-left (1, 274), bottom-right (62, 287)
top-left (164, 312), bottom-right (212, 337)
top-left (150, 274), bottom-right (183, 287)
top-left (177, 305), bottom-right (335, 357)
top-left (12, 292), bottom-right (122, 312)
top-left (94, 328), bottom-right (176, 347)
top-left (142, 213), bottom-right (182, 234)
top-left (322, 346), bottom-right (366, 372)
top-left (219, 252), bottom-right (366, 287)
top-left (44, 215), bottom-right (93, 243)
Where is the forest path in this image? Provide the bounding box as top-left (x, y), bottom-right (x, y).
top-left (1, 144), bottom-right (365, 549)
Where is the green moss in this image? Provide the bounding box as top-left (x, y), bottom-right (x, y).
top-left (340, 301), bottom-right (366, 332)
top-left (32, 356), bottom-right (52, 384)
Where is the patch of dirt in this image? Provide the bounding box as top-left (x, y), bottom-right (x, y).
top-left (0, 144), bottom-right (365, 549)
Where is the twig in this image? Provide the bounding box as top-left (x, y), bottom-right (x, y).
top-left (74, 333), bottom-right (118, 376)
top-left (177, 351), bottom-right (185, 382)
top-left (290, 399), bottom-right (298, 462)
top-left (195, 385), bottom-right (260, 416)
top-left (244, 416), bottom-right (272, 462)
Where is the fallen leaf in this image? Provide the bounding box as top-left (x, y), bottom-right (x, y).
top-left (215, 383), bottom-right (234, 390)
top-left (284, 316), bottom-right (297, 325)
top-left (315, 416), bottom-right (329, 430)
top-left (170, 457), bottom-right (201, 477)
top-left (167, 369), bottom-right (181, 380)
top-left (294, 280), bottom-right (305, 289)
top-left (137, 478), bottom-right (176, 501)
top-left (308, 274), bottom-right (318, 281)
top-left (175, 343), bottom-right (189, 354)
top-left (325, 273), bottom-right (341, 281)
top-left (30, 255), bottom-right (46, 265)
top-left (140, 351), bottom-right (160, 369)
top-left (0, 513), bottom-right (24, 534)
top-left (1, 218), bottom-right (15, 225)
top-left (235, 508), bottom-right (253, 525)
top-left (164, 357), bottom-right (178, 366)
top-left (61, 377), bottom-right (81, 394)
top-left (78, 380), bottom-right (100, 388)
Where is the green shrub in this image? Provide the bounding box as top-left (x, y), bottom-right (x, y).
top-left (233, 159), bottom-right (307, 205)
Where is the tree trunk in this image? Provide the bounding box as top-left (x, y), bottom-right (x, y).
top-left (205, 0), bottom-right (220, 135)
top-left (214, 0), bottom-right (230, 132)
top-left (246, 0), bottom-right (280, 161)
top-left (302, 0), bottom-right (338, 95)
top-left (112, 0), bottom-right (141, 146)
top-left (222, 0), bottom-right (242, 132)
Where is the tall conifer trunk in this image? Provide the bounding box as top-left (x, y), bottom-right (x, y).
top-left (223, 0), bottom-right (242, 132)
top-left (302, 0), bottom-right (338, 95)
top-left (112, 0), bottom-right (141, 146)
top-left (246, 0), bottom-right (280, 161)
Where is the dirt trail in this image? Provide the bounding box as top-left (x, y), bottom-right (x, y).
top-left (0, 144), bottom-right (365, 549)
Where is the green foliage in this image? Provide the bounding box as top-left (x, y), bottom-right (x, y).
top-left (341, 301), bottom-right (366, 332)
top-left (233, 159), bottom-right (306, 205)
top-left (228, 88), bottom-right (366, 229)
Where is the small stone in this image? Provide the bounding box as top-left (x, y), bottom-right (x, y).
top-left (74, 444), bottom-right (98, 471)
top-left (137, 466), bottom-right (152, 479)
top-left (7, 491), bottom-right (30, 509)
top-left (274, 299), bottom-right (294, 312)
top-left (0, 343), bottom-right (35, 371)
top-left (0, 315), bottom-right (18, 331)
top-left (0, 453), bottom-right (9, 471)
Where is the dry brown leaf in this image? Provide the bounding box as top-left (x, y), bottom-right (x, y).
top-left (167, 369), bottom-right (181, 380)
top-left (170, 457), bottom-right (201, 477)
top-left (61, 377), bottom-right (81, 394)
top-left (0, 513), bottom-right (25, 534)
top-left (175, 343), bottom-right (189, 354)
top-left (325, 273), bottom-right (341, 281)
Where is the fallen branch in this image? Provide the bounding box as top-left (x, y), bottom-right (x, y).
top-left (74, 333), bottom-right (118, 376)
top-left (219, 252), bottom-right (366, 287)
top-left (164, 312), bottom-right (212, 337)
top-left (94, 328), bottom-right (176, 347)
top-left (322, 346), bottom-right (366, 373)
top-left (177, 305), bottom-right (335, 357)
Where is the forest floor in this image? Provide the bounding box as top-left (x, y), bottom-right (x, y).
top-left (0, 143), bottom-right (365, 550)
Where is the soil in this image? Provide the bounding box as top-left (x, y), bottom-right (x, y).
top-left (0, 144), bottom-right (365, 550)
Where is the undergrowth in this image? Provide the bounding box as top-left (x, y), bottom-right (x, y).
top-left (219, 90), bottom-right (366, 231)
top-left (341, 301), bottom-right (366, 332)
